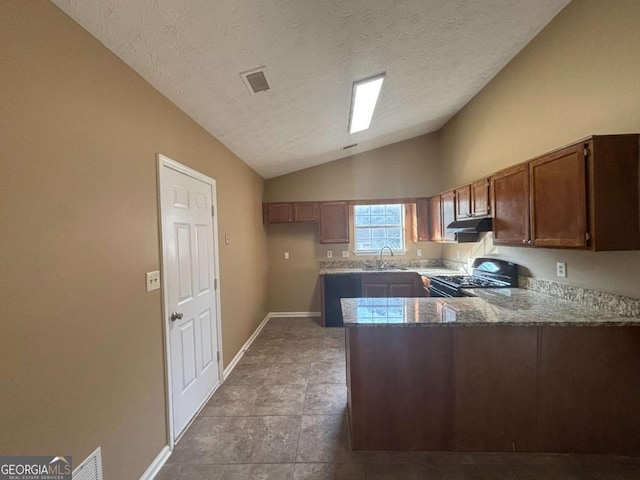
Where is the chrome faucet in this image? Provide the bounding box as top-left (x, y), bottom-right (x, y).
top-left (378, 246), bottom-right (394, 268)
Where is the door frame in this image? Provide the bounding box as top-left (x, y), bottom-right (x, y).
top-left (157, 153), bottom-right (224, 447)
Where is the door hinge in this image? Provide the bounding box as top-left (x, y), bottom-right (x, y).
top-left (211, 205), bottom-right (215, 217)
top-left (214, 278), bottom-right (218, 290)
top-left (583, 146), bottom-right (588, 158)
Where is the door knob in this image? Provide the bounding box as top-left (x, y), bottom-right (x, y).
top-left (170, 312), bottom-right (184, 322)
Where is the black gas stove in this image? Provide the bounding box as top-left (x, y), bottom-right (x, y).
top-left (429, 258), bottom-right (518, 297)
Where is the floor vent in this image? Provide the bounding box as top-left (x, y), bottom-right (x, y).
top-left (73, 447), bottom-right (103, 480)
top-left (240, 66), bottom-right (270, 95)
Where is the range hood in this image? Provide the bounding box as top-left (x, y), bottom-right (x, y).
top-left (446, 217), bottom-right (493, 233)
top-left (446, 217), bottom-right (493, 243)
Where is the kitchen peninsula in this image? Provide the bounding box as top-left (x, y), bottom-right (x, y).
top-left (342, 289), bottom-right (640, 454)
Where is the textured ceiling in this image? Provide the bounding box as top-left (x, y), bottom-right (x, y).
top-left (51, 0), bottom-right (570, 178)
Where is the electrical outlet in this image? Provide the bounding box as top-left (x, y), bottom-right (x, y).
top-left (556, 262), bottom-right (567, 278)
top-left (342, 251), bottom-right (349, 258)
top-left (146, 270), bottom-right (160, 292)
top-left (327, 251), bottom-right (333, 258)
top-left (417, 249), bottom-right (422, 257)
top-left (456, 251), bottom-right (461, 259)
top-left (284, 252), bottom-right (289, 260)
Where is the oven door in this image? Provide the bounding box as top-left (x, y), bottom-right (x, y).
top-left (429, 284), bottom-right (453, 298)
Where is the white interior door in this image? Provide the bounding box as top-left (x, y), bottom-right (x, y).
top-left (159, 157), bottom-right (221, 440)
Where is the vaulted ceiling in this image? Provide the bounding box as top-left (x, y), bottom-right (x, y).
top-left (52, 0), bottom-right (570, 178)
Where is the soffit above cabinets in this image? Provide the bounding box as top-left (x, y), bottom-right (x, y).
top-left (51, 0), bottom-right (570, 179)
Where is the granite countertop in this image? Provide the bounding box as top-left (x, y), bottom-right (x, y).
top-left (341, 288), bottom-right (640, 327)
top-left (319, 266), bottom-right (459, 276)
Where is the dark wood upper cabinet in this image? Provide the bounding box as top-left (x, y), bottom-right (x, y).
top-left (428, 196), bottom-right (442, 242)
top-left (455, 185), bottom-right (471, 220)
top-left (293, 202), bottom-right (318, 222)
top-left (530, 144), bottom-right (587, 248)
top-left (491, 164), bottom-right (530, 246)
top-left (491, 134), bottom-right (639, 250)
top-left (585, 135), bottom-right (639, 251)
top-left (319, 201), bottom-right (350, 244)
top-left (263, 202), bottom-right (292, 223)
top-left (441, 190), bottom-right (456, 242)
top-left (471, 178), bottom-right (490, 217)
top-left (414, 198), bottom-right (430, 242)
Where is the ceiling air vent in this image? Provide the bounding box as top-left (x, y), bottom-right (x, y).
top-left (240, 67), bottom-right (270, 95)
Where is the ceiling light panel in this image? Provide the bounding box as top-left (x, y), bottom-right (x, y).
top-left (349, 74), bottom-right (385, 134)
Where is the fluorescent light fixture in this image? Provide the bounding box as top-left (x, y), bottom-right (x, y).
top-left (349, 73), bottom-right (385, 134)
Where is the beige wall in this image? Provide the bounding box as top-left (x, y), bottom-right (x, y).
top-left (439, 0), bottom-right (640, 299)
top-left (0, 2), bottom-right (267, 479)
top-left (264, 134), bottom-right (444, 311)
top-left (264, 133), bottom-right (443, 202)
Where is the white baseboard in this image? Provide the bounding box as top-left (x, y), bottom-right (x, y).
top-left (222, 313), bottom-right (272, 380)
top-left (144, 311), bottom-right (322, 477)
top-left (139, 445), bottom-right (171, 480)
top-left (222, 311), bottom-right (321, 380)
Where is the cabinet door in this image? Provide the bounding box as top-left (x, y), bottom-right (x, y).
top-left (441, 190), bottom-right (456, 242)
top-left (414, 198), bottom-right (430, 241)
top-left (491, 164), bottom-right (530, 246)
top-left (293, 202), bottom-right (318, 222)
top-left (455, 185), bottom-right (471, 220)
top-left (530, 145), bottom-right (587, 248)
top-left (538, 327), bottom-right (640, 454)
top-left (348, 327), bottom-right (454, 451)
top-left (471, 179), bottom-right (490, 217)
top-left (361, 283), bottom-right (388, 298)
top-left (428, 196), bottom-right (442, 242)
top-left (389, 283), bottom-right (414, 298)
top-left (319, 201), bottom-right (350, 243)
top-left (265, 203), bottom-right (292, 223)
top-left (454, 327), bottom-right (538, 452)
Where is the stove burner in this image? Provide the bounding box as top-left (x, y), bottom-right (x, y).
top-left (431, 275), bottom-right (506, 289)
top-left (428, 258), bottom-right (518, 298)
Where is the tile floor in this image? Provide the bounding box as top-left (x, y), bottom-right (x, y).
top-left (157, 317), bottom-right (640, 479)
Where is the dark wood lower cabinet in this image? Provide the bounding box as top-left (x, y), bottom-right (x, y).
top-left (347, 327), bottom-right (454, 451)
top-left (360, 273), bottom-right (425, 298)
top-left (346, 325), bottom-right (640, 453)
top-left (454, 327), bottom-right (538, 452)
top-left (538, 327), bottom-right (640, 454)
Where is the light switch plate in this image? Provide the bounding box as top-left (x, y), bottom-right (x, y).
top-left (417, 249), bottom-right (422, 257)
top-left (327, 251), bottom-right (333, 258)
top-left (556, 262), bottom-right (567, 278)
top-left (146, 270), bottom-right (160, 292)
top-left (342, 251), bottom-right (349, 258)
top-left (284, 252), bottom-right (289, 260)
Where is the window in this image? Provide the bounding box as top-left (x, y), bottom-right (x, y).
top-left (354, 204), bottom-right (405, 252)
